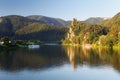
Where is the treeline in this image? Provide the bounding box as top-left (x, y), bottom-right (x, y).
top-left (63, 12), bottom-right (120, 47)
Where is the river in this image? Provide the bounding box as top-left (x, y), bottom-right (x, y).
top-left (0, 44), bottom-right (120, 80)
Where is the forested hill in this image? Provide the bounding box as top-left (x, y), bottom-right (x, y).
top-left (0, 15), bottom-right (68, 41)
top-left (63, 12), bottom-right (120, 47)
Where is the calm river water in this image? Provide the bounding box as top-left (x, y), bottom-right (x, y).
top-left (0, 44), bottom-right (120, 80)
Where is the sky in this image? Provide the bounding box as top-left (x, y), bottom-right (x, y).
top-left (0, 0), bottom-right (120, 20)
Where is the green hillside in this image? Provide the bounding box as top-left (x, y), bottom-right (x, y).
top-left (63, 12), bottom-right (120, 47)
top-left (0, 15), bottom-right (68, 41)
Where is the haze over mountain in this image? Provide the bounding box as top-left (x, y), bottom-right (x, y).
top-left (27, 15), bottom-right (70, 26)
top-left (27, 15), bottom-right (109, 25)
top-left (84, 17), bottom-right (110, 24)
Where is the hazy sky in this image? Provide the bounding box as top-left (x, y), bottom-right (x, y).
top-left (0, 0), bottom-right (120, 20)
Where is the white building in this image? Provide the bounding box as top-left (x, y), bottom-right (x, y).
top-left (0, 41), bottom-right (4, 45)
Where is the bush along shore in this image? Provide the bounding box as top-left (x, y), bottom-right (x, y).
top-left (0, 37), bottom-right (43, 49)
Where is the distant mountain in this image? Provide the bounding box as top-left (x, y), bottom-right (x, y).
top-left (84, 17), bottom-right (109, 24)
top-left (0, 15), bottom-right (68, 41)
top-left (27, 15), bottom-right (111, 26)
top-left (27, 15), bottom-right (70, 26)
top-left (103, 12), bottom-right (120, 28)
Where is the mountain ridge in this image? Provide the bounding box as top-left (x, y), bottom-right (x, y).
top-left (27, 15), bottom-right (70, 26)
top-left (0, 15), bottom-right (68, 41)
top-left (83, 17), bottom-right (110, 24)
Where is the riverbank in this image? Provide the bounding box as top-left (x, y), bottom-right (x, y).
top-left (0, 41), bottom-right (62, 50)
top-left (62, 43), bottom-right (117, 50)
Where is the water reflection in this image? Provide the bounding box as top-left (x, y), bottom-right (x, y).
top-left (64, 46), bottom-right (120, 72)
top-left (0, 45), bottom-right (120, 73)
top-left (0, 45), bottom-right (68, 71)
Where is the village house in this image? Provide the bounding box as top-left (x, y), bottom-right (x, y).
top-left (0, 38), bottom-right (13, 45)
top-left (0, 39), bottom-right (4, 45)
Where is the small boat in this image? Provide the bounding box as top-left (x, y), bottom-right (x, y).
top-left (28, 45), bottom-right (40, 49)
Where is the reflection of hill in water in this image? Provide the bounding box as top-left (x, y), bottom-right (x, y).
top-left (64, 46), bottom-right (120, 72)
top-left (1, 45), bottom-right (120, 72)
top-left (0, 45), bottom-right (68, 71)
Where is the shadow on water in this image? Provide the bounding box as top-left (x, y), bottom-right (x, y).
top-left (0, 45), bottom-right (120, 73)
